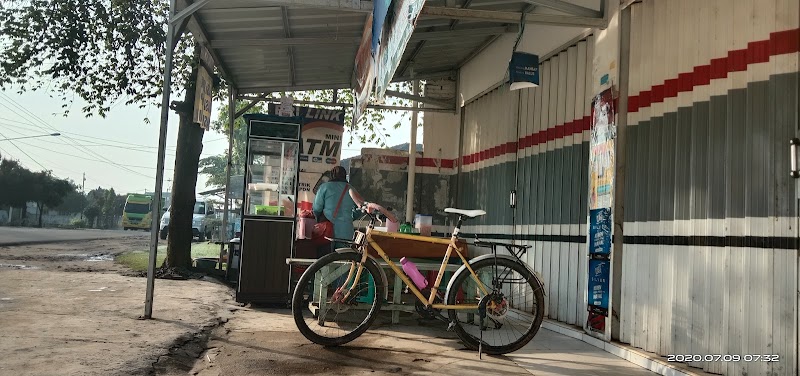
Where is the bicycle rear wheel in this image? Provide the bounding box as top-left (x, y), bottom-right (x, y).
top-left (291, 252), bottom-right (384, 346)
top-left (446, 257), bottom-right (545, 355)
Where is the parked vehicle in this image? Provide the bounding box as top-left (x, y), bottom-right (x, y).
top-left (158, 197), bottom-right (215, 241)
top-left (122, 193), bottom-right (153, 231)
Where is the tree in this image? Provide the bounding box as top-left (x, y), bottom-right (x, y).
top-left (29, 172), bottom-right (74, 228)
top-left (101, 188), bottom-right (117, 229)
top-left (53, 186), bottom-right (87, 214)
top-left (84, 205), bottom-right (101, 229)
top-left (0, 1), bottom-right (203, 268)
top-left (0, 155), bottom-right (34, 214)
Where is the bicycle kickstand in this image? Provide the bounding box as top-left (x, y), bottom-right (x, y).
top-left (477, 295), bottom-right (489, 360)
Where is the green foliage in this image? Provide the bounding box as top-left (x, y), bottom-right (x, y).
top-left (53, 186), bottom-right (87, 214)
top-left (83, 204), bottom-right (101, 228)
top-left (198, 100), bottom-right (262, 188)
top-left (0, 154), bottom-right (75, 227)
top-left (69, 218), bottom-right (88, 228)
top-left (0, 0), bottom-right (196, 117)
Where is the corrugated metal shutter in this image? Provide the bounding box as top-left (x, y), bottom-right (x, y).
top-left (516, 37), bottom-right (594, 325)
top-left (622, 0), bottom-right (799, 375)
top-left (459, 85), bottom-right (518, 240)
top-left (459, 36), bottom-right (594, 326)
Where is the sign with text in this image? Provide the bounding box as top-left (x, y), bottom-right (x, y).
top-left (509, 52), bottom-right (540, 90)
top-left (268, 105), bottom-right (345, 211)
top-left (193, 66), bottom-right (213, 130)
top-left (589, 208), bottom-right (612, 255)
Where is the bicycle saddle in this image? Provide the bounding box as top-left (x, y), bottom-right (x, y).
top-left (445, 208), bottom-right (486, 218)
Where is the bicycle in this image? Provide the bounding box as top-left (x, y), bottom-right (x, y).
top-left (291, 204), bottom-right (547, 355)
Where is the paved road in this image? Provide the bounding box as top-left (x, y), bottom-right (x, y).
top-left (0, 227), bottom-right (148, 246)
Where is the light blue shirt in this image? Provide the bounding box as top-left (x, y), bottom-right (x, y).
top-left (313, 181), bottom-right (358, 242)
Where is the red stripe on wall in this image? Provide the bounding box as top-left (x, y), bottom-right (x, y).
top-left (629, 27), bottom-right (800, 113)
top-left (370, 155), bottom-right (455, 169)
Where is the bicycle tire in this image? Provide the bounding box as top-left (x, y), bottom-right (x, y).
top-left (446, 257), bottom-right (545, 355)
top-left (291, 252), bottom-right (384, 346)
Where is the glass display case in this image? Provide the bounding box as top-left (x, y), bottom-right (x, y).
top-left (245, 139), bottom-right (299, 218)
top-left (237, 113), bottom-right (302, 304)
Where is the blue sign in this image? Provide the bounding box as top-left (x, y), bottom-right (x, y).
top-left (588, 259), bottom-right (610, 310)
top-left (509, 52), bottom-right (540, 90)
top-left (589, 208), bottom-right (612, 255)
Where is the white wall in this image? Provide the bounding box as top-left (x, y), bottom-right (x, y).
top-left (421, 110), bottom-right (460, 161)
top-left (459, 24), bottom-right (595, 102)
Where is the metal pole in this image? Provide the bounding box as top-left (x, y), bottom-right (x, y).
top-left (405, 78), bottom-right (419, 223)
top-left (144, 0), bottom-right (176, 319)
top-left (219, 88), bottom-right (236, 270)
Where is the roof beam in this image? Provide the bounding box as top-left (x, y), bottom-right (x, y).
top-left (176, 0), bottom-right (236, 86)
top-left (232, 0), bottom-right (373, 12)
top-left (236, 95), bottom-right (456, 113)
top-left (520, 0), bottom-right (601, 18)
top-left (392, 70), bottom-right (457, 82)
top-left (420, 6), bottom-right (606, 28)
top-left (210, 26), bottom-right (516, 48)
top-left (384, 90), bottom-right (452, 108)
top-left (280, 7), bottom-right (296, 86)
top-left (171, 0), bottom-right (213, 26)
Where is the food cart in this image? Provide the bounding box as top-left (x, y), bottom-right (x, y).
top-left (236, 113), bottom-right (302, 304)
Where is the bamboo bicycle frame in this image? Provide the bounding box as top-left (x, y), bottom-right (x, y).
top-left (351, 228), bottom-right (490, 310)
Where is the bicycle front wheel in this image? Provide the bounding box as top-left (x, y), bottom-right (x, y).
top-left (291, 252), bottom-right (384, 346)
top-left (446, 257), bottom-right (545, 355)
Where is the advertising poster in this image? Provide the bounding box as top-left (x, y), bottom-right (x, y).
top-left (588, 88), bottom-right (616, 210)
top-left (353, 13), bottom-right (374, 124)
top-left (587, 259), bottom-right (611, 333)
top-left (373, 0), bottom-right (426, 101)
top-left (589, 208), bottom-right (612, 255)
top-left (586, 87), bottom-right (615, 337)
top-left (268, 105), bottom-right (345, 211)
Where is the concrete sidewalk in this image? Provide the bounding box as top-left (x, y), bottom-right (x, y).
top-left (510, 328), bottom-right (658, 375)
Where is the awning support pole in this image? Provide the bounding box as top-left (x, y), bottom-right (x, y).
top-left (218, 88), bottom-right (237, 270)
top-left (406, 77), bottom-right (419, 224)
top-left (144, 0), bottom-right (176, 320)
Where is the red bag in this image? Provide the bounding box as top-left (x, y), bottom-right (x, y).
top-left (311, 184), bottom-right (348, 247)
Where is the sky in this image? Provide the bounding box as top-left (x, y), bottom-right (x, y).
top-left (0, 88), bottom-right (420, 195)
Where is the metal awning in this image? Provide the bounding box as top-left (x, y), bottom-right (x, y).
top-left (178, 0), bottom-right (606, 94)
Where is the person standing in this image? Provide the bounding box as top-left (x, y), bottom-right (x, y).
top-left (312, 166), bottom-right (364, 255)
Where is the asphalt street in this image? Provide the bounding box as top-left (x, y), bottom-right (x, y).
top-left (0, 227), bottom-right (148, 246)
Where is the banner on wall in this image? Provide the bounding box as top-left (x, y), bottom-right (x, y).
top-left (268, 105), bottom-right (345, 210)
top-left (586, 87), bottom-right (616, 337)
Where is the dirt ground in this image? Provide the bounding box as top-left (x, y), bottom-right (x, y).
top-left (0, 236), bottom-right (534, 376)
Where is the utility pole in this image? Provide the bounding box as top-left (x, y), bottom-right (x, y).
top-left (80, 173), bottom-right (86, 221)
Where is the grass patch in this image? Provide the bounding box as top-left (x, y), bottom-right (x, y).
top-left (116, 242), bottom-right (226, 272)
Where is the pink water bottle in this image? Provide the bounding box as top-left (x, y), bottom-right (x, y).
top-left (400, 257), bottom-right (428, 290)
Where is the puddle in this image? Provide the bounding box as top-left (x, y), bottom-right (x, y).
top-left (0, 263), bottom-right (39, 270)
top-left (86, 254), bottom-right (114, 262)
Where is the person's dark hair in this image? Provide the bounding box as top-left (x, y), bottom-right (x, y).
top-left (330, 166), bottom-right (347, 182)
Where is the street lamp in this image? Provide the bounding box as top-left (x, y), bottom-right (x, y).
top-left (0, 133), bottom-right (61, 141)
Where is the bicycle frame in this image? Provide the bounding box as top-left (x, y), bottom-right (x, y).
top-left (338, 214), bottom-right (491, 311)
